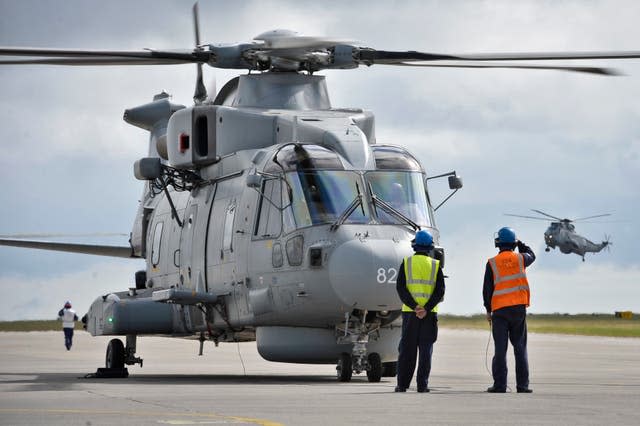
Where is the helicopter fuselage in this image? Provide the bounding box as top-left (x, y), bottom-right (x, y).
top-left (85, 73), bottom-right (447, 366)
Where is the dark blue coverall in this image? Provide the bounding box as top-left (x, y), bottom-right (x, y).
top-left (396, 251), bottom-right (445, 392)
top-left (483, 241), bottom-right (535, 391)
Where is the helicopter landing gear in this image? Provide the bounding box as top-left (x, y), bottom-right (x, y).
top-left (335, 351), bottom-right (383, 382)
top-left (545, 247), bottom-right (550, 252)
top-left (105, 338), bottom-right (125, 369)
top-left (336, 352), bottom-right (352, 382)
top-left (335, 310), bottom-right (382, 382)
top-left (366, 352), bottom-right (382, 383)
top-left (124, 335), bottom-right (144, 367)
top-left (105, 335), bottom-right (143, 370)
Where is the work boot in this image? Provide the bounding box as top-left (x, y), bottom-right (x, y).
top-left (517, 387), bottom-right (533, 393)
top-left (486, 386), bottom-right (506, 393)
top-left (417, 387), bottom-right (430, 393)
top-left (394, 386), bottom-right (406, 392)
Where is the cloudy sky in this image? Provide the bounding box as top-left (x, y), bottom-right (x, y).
top-left (1, 0), bottom-right (639, 320)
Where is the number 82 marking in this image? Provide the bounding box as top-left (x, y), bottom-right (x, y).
top-left (376, 267), bottom-right (398, 284)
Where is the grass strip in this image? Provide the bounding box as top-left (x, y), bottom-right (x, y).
top-left (439, 313), bottom-right (640, 338)
top-left (1, 314), bottom-right (638, 337)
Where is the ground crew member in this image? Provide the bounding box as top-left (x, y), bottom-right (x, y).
top-left (395, 229), bottom-right (445, 393)
top-left (57, 301), bottom-right (78, 351)
top-left (483, 227), bottom-right (535, 393)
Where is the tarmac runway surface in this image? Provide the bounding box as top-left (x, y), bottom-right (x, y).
top-left (1, 328), bottom-right (638, 425)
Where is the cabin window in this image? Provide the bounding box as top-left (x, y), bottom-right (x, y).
top-left (223, 201), bottom-right (236, 252)
top-left (151, 221), bottom-right (163, 266)
top-left (264, 144), bottom-right (345, 174)
top-left (285, 170), bottom-right (368, 228)
top-left (286, 235), bottom-right (304, 266)
top-left (272, 242), bottom-right (284, 268)
top-left (371, 145), bottom-right (422, 171)
top-left (254, 178), bottom-right (283, 238)
top-left (366, 171), bottom-right (431, 226)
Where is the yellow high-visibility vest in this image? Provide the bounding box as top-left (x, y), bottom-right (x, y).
top-left (402, 255), bottom-right (440, 313)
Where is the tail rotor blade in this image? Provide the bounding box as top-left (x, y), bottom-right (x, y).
top-left (192, 2), bottom-right (207, 104)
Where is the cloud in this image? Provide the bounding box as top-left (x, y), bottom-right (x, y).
top-left (0, 260), bottom-right (144, 320)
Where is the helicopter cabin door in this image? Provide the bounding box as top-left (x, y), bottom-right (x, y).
top-left (179, 184), bottom-right (215, 295)
top-left (206, 175), bottom-right (250, 321)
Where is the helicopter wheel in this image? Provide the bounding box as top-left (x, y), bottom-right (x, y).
top-left (366, 352), bottom-right (382, 382)
top-left (381, 361), bottom-right (398, 377)
top-left (336, 352), bottom-right (352, 382)
top-left (105, 338), bottom-right (125, 369)
top-left (545, 247), bottom-right (550, 252)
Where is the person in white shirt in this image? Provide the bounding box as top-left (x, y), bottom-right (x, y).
top-left (57, 301), bottom-right (78, 350)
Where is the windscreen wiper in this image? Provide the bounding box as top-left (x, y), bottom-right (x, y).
top-left (369, 185), bottom-right (420, 231)
top-left (330, 182), bottom-right (365, 231)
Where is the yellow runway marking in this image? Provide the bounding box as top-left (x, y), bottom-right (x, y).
top-left (0, 408), bottom-right (283, 426)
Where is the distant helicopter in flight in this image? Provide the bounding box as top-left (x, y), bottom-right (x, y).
top-left (505, 209), bottom-right (612, 261)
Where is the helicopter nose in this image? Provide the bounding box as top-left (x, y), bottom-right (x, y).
top-left (328, 239), bottom-right (411, 310)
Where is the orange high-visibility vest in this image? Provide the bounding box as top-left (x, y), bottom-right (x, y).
top-left (488, 251), bottom-right (530, 311)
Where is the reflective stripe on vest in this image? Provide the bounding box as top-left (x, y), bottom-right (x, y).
top-left (402, 255), bottom-right (440, 313)
top-left (488, 251), bottom-right (530, 311)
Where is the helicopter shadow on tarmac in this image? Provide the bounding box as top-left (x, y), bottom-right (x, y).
top-left (1, 372), bottom-right (357, 392)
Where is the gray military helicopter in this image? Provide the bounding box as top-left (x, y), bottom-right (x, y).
top-left (505, 209), bottom-right (612, 261)
top-left (0, 4), bottom-right (637, 381)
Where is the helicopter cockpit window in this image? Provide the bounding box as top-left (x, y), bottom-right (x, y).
top-left (254, 178), bottom-right (284, 238)
top-left (371, 145), bottom-right (422, 171)
top-left (285, 171), bottom-right (368, 227)
top-left (264, 144), bottom-right (345, 174)
top-left (366, 171), bottom-right (431, 226)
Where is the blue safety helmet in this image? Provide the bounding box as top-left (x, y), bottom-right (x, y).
top-left (412, 229), bottom-right (434, 250)
top-left (496, 227), bottom-right (517, 244)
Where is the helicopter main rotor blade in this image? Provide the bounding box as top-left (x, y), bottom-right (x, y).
top-left (356, 49), bottom-right (640, 75)
top-left (504, 213), bottom-right (552, 221)
top-left (360, 49), bottom-right (640, 63)
top-left (0, 47), bottom-right (209, 65)
top-left (0, 57), bottom-right (192, 66)
top-left (390, 61), bottom-right (619, 75)
top-left (0, 238), bottom-right (135, 258)
top-left (531, 209), bottom-right (564, 221)
top-left (573, 213), bottom-right (613, 221)
top-left (0, 233), bottom-right (128, 238)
